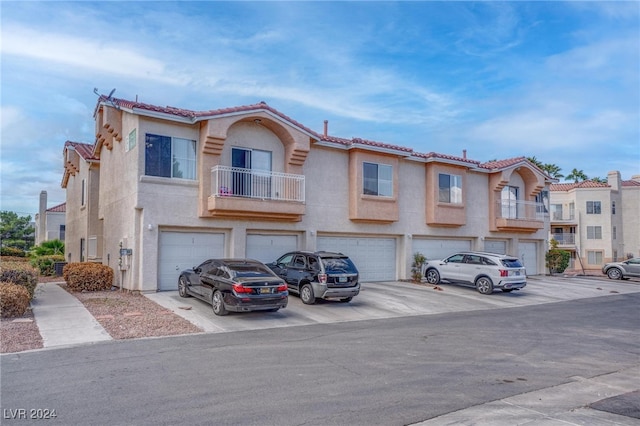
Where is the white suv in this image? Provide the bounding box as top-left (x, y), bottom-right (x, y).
top-left (422, 251), bottom-right (526, 294)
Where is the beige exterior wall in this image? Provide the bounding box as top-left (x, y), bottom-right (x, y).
top-left (621, 177), bottom-right (640, 258)
top-left (67, 102), bottom-right (554, 291)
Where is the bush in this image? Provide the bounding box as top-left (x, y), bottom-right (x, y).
top-left (0, 261), bottom-right (38, 298)
top-left (1, 246), bottom-right (26, 257)
top-left (63, 262), bottom-right (114, 292)
top-left (411, 252), bottom-right (427, 282)
top-left (0, 283), bottom-right (31, 318)
top-left (546, 250), bottom-right (570, 274)
top-left (30, 255), bottom-right (66, 276)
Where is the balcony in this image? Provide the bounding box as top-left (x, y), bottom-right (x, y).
top-left (494, 200), bottom-right (546, 232)
top-left (208, 166), bottom-right (305, 221)
top-left (550, 212), bottom-right (577, 224)
top-left (551, 233), bottom-right (576, 246)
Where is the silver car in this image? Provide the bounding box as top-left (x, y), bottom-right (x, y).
top-left (422, 251), bottom-right (527, 294)
top-left (602, 257), bottom-right (640, 280)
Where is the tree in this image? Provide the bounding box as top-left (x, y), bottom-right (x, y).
top-left (565, 168), bottom-right (588, 183)
top-left (591, 177), bottom-right (607, 184)
top-left (526, 157), bottom-right (564, 179)
top-left (31, 239), bottom-right (65, 256)
top-left (0, 211), bottom-right (35, 252)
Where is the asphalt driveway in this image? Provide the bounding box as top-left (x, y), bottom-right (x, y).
top-left (145, 275), bottom-right (640, 333)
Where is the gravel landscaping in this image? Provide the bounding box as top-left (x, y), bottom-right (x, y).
top-left (1, 279), bottom-right (202, 354)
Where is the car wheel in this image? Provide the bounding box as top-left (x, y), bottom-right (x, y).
top-left (475, 277), bottom-right (494, 294)
top-left (300, 283), bottom-right (316, 305)
top-left (339, 297), bottom-right (353, 303)
top-left (425, 269), bottom-right (440, 284)
top-left (178, 276), bottom-right (190, 298)
top-left (212, 290), bottom-right (228, 316)
top-left (607, 268), bottom-right (622, 280)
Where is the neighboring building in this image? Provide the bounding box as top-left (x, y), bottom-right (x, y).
top-left (62, 96), bottom-right (553, 292)
top-left (549, 171), bottom-right (640, 274)
top-left (34, 190), bottom-right (66, 245)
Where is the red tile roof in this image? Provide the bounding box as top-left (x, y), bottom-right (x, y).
top-left (65, 141), bottom-right (98, 161)
top-left (622, 180), bottom-right (640, 187)
top-left (550, 181), bottom-right (611, 191)
top-left (47, 202), bottom-right (66, 213)
top-left (94, 94), bottom-right (552, 177)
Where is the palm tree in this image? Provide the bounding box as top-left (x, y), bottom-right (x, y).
top-left (565, 168), bottom-right (588, 183)
top-left (541, 164), bottom-right (564, 179)
top-left (591, 177), bottom-right (607, 184)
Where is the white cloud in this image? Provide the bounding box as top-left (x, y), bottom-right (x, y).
top-left (1, 25), bottom-right (188, 86)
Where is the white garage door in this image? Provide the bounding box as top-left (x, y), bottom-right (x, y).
top-left (412, 239), bottom-right (472, 261)
top-left (246, 234), bottom-right (298, 264)
top-left (484, 240), bottom-right (507, 254)
top-left (317, 236), bottom-right (396, 282)
top-left (518, 242), bottom-right (538, 275)
top-left (158, 231), bottom-right (225, 291)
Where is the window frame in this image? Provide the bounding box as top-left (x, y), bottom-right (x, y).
top-left (438, 173), bottom-right (462, 204)
top-left (363, 162), bottom-right (393, 197)
top-left (586, 226), bottom-right (602, 239)
top-left (586, 201), bottom-right (601, 215)
top-left (587, 251), bottom-right (603, 265)
top-left (144, 133), bottom-right (197, 180)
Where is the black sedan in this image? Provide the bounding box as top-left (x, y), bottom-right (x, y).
top-left (178, 259), bottom-right (288, 316)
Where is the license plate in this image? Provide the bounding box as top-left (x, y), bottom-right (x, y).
top-left (338, 277), bottom-right (347, 283)
top-left (515, 271), bottom-right (520, 276)
top-left (260, 288), bottom-right (272, 294)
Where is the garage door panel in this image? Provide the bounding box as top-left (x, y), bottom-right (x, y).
top-left (484, 240), bottom-right (507, 254)
top-left (317, 237), bottom-right (396, 282)
top-left (247, 235), bottom-right (298, 263)
top-left (158, 232), bottom-right (225, 291)
top-left (518, 242), bottom-right (538, 275)
top-left (412, 239), bottom-right (471, 261)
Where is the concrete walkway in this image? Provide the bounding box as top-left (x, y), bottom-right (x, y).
top-left (30, 282), bottom-right (112, 348)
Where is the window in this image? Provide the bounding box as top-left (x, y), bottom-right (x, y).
top-left (587, 226), bottom-right (602, 239)
top-left (501, 186), bottom-right (519, 219)
top-left (145, 134), bottom-right (196, 179)
top-left (613, 226), bottom-right (617, 240)
top-left (551, 204), bottom-right (563, 220)
top-left (438, 173), bottom-right (462, 203)
top-left (535, 190), bottom-right (549, 214)
top-left (586, 201), bottom-right (601, 214)
top-left (363, 162), bottom-right (392, 197)
top-left (127, 128), bottom-right (137, 152)
top-left (59, 225), bottom-right (65, 241)
top-left (231, 147), bottom-right (272, 197)
top-left (81, 179), bottom-right (86, 206)
top-left (587, 251), bottom-right (603, 265)
top-left (612, 201), bottom-right (616, 215)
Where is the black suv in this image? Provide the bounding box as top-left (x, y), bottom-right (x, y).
top-left (267, 251), bottom-right (360, 304)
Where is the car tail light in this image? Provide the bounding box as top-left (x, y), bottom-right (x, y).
top-left (277, 283), bottom-right (287, 292)
top-left (232, 283), bottom-right (253, 294)
top-left (499, 270), bottom-right (508, 277)
top-left (318, 273), bottom-right (327, 284)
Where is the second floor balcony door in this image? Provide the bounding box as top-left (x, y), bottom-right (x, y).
top-left (232, 148), bottom-right (272, 198)
top-left (501, 186), bottom-right (519, 219)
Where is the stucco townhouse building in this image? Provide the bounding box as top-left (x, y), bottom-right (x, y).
top-left (549, 171), bottom-right (640, 274)
top-left (62, 95), bottom-right (554, 292)
top-left (34, 190), bottom-right (66, 245)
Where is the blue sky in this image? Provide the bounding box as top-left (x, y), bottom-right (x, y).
top-left (1, 1), bottom-right (639, 217)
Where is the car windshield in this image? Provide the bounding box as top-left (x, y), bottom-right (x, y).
top-left (501, 258), bottom-right (523, 268)
top-left (321, 257), bottom-right (357, 273)
top-left (228, 263), bottom-right (274, 278)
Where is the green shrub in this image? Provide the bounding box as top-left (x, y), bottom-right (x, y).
top-left (30, 255), bottom-right (66, 276)
top-left (63, 262), bottom-right (114, 292)
top-left (1, 247), bottom-right (26, 257)
top-left (411, 252), bottom-right (427, 282)
top-left (0, 261), bottom-right (38, 298)
top-left (546, 249), bottom-right (570, 274)
top-left (0, 282), bottom-right (31, 318)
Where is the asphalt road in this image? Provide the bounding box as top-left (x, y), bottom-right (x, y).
top-left (2, 277), bottom-right (639, 425)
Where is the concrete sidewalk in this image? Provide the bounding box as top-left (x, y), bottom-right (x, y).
top-left (30, 282), bottom-right (112, 348)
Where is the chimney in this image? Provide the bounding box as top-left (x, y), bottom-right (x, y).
top-left (607, 171), bottom-right (621, 191)
top-left (38, 191), bottom-right (47, 245)
top-left (462, 149), bottom-right (467, 159)
top-left (323, 120), bottom-right (328, 137)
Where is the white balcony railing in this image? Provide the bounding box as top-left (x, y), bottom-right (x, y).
top-left (211, 166), bottom-right (305, 202)
top-left (551, 233), bottom-right (576, 245)
top-left (496, 199), bottom-right (548, 221)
